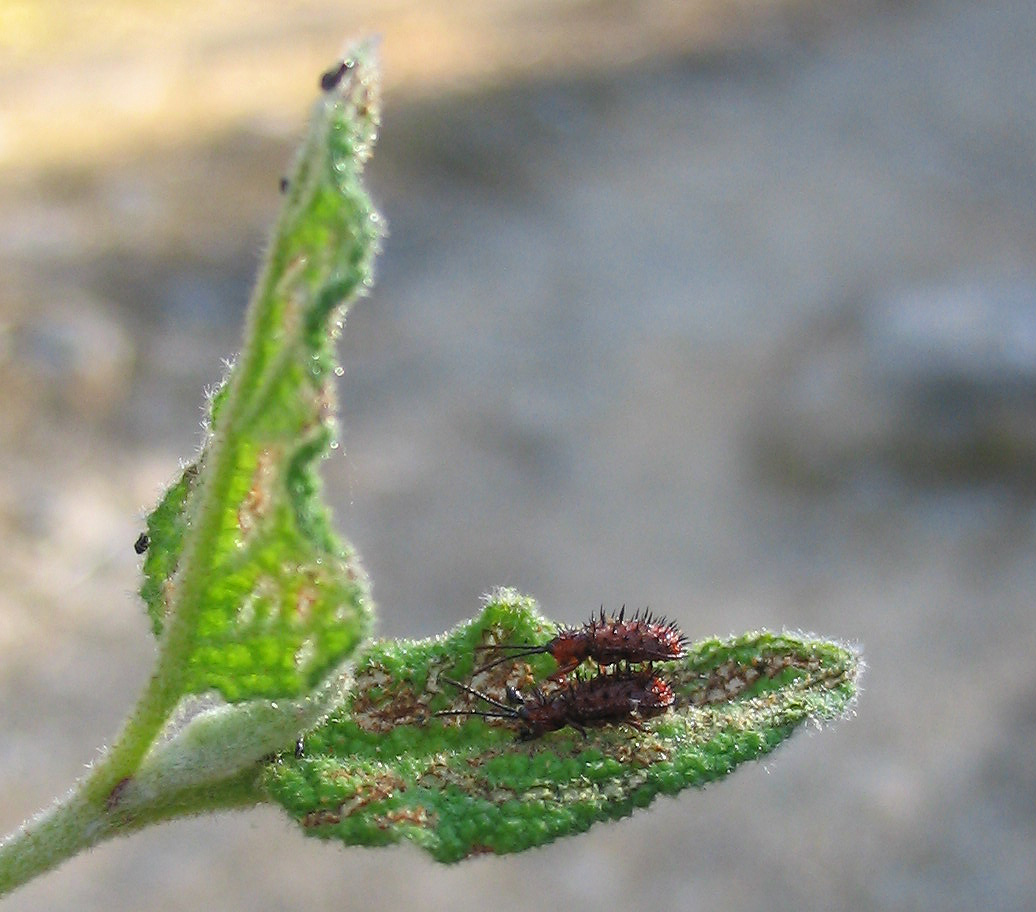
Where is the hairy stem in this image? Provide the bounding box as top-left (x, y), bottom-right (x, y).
top-left (0, 788), bottom-right (113, 896)
top-left (0, 764), bottom-right (263, 897)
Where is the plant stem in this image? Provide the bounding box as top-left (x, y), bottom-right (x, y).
top-left (0, 762), bottom-right (263, 897)
top-left (0, 784), bottom-right (115, 896)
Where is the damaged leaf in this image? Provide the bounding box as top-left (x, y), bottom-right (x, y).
top-left (265, 590), bottom-right (861, 862)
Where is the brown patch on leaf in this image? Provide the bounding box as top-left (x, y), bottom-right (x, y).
top-left (351, 668), bottom-right (429, 733)
top-left (609, 733), bottom-right (670, 768)
top-left (272, 256), bottom-right (308, 342)
top-left (294, 570), bottom-right (320, 621)
top-left (161, 578), bottom-right (176, 624)
top-left (683, 650), bottom-right (827, 707)
top-left (301, 770), bottom-right (406, 828)
top-left (237, 447), bottom-right (279, 536)
top-left (373, 806), bottom-right (431, 830)
top-left (105, 776), bottom-right (132, 811)
top-left (350, 654), bottom-right (541, 734)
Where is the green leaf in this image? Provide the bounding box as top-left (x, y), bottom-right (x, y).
top-left (264, 589), bottom-right (861, 862)
top-left (138, 44), bottom-right (382, 703)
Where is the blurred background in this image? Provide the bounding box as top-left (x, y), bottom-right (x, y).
top-left (2, 0), bottom-right (1035, 909)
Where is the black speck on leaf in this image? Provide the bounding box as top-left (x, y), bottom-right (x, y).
top-left (319, 58), bottom-right (354, 92)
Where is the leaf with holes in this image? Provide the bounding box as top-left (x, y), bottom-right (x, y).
top-left (264, 589), bottom-right (861, 862)
top-left (138, 46), bottom-right (382, 703)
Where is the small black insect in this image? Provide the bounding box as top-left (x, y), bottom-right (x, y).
top-left (319, 57), bottom-right (354, 92)
top-left (133, 532), bottom-right (150, 554)
top-left (279, 176), bottom-right (290, 194)
top-left (435, 670), bottom-right (674, 740)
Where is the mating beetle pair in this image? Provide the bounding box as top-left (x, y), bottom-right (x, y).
top-left (437, 608), bottom-right (687, 739)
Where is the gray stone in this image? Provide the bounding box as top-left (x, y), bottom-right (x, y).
top-left (753, 279), bottom-right (1036, 486)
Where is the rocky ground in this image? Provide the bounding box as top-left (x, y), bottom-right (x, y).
top-left (1, 1), bottom-right (1035, 909)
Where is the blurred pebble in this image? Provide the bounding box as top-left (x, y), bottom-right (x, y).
top-left (752, 277), bottom-right (1036, 487)
top-left (13, 292), bottom-right (135, 418)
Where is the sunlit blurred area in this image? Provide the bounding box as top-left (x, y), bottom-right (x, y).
top-left (0, 0), bottom-right (838, 169)
top-left (2, 1), bottom-right (1035, 910)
